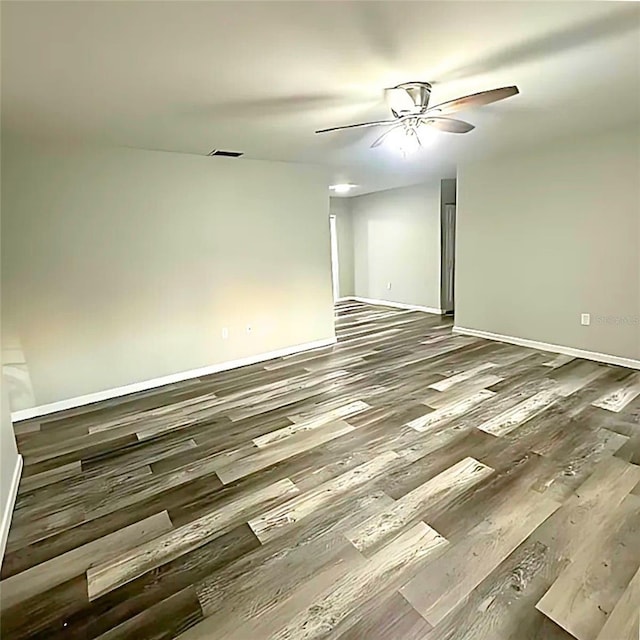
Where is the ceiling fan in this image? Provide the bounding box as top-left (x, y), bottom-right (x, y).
top-left (315, 82), bottom-right (519, 150)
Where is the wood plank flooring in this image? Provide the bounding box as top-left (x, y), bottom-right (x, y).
top-left (1, 300), bottom-right (639, 640)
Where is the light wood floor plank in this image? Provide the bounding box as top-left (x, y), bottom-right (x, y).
top-left (428, 362), bottom-right (497, 392)
top-left (592, 372), bottom-right (640, 412)
top-left (407, 390), bottom-right (495, 432)
top-left (595, 564), bottom-right (640, 640)
top-left (536, 493), bottom-right (640, 640)
top-left (345, 456), bottom-right (493, 556)
top-left (423, 374), bottom-right (504, 409)
top-left (252, 400), bottom-right (370, 448)
top-left (248, 451), bottom-right (400, 543)
top-left (477, 388), bottom-right (560, 436)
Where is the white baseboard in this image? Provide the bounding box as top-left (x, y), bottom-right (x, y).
top-left (343, 296), bottom-right (444, 315)
top-left (11, 337), bottom-right (337, 422)
top-left (1, 454), bottom-right (23, 566)
top-left (453, 326), bottom-right (640, 370)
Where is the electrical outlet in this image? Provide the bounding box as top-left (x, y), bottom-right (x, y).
top-left (221, 327), bottom-right (229, 339)
top-left (581, 313), bottom-right (590, 326)
top-left (387, 282), bottom-right (392, 290)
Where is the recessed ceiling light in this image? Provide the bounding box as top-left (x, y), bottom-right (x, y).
top-left (330, 184), bottom-right (356, 194)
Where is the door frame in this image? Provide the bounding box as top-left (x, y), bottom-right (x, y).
top-left (329, 214), bottom-right (340, 301)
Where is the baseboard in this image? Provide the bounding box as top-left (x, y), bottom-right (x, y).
top-left (344, 296), bottom-right (444, 315)
top-left (11, 336), bottom-right (337, 422)
top-left (0, 454), bottom-right (23, 566)
top-left (453, 326), bottom-right (640, 370)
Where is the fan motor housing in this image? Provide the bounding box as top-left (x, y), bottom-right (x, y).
top-left (394, 82), bottom-right (432, 114)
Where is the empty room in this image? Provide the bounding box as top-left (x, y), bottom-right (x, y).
top-left (1, 2), bottom-right (639, 639)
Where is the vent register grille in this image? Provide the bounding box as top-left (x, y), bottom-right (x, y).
top-left (207, 149), bottom-right (244, 157)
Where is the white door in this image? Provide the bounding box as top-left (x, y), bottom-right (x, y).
top-left (329, 215), bottom-right (340, 301)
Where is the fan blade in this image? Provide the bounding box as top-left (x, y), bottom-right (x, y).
top-left (426, 86), bottom-right (519, 115)
top-left (370, 123), bottom-right (405, 148)
top-left (385, 87), bottom-right (415, 114)
top-left (315, 119), bottom-right (399, 134)
top-left (421, 117), bottom-right (475, 133)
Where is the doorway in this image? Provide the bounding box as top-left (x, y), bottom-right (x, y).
top-left (329, 215), bottom-right (340, 301)
top-left (440, 204), bottom-right (456, 315)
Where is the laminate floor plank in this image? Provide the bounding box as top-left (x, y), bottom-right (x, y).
top-left (400, 487), bottom-right (560, 626)
top-left (422, 373), bottom-right (504, 409)
top-left (4, 302), bottom-right (638, 640)
top-left (252, 399), bottom-right (370, 447)
top-left (333, 591), bottom-right (433, 640)
top-left (477, 388), bottom-right (560, 436)
top-left (592, 371), bottom-right (640, 412)
top-left (379, 428), bottom-right (498, 500)
top-left (552, 360), bottom-right (611, 397)
top-left (86, 478), bottom-right (298, 600)
top-left (615, 432), bottom-right (640, 464)
top-left (248, 451), bottom-right (400, 543)
top-left (535, 493), bottom-right (640, 640)
top-left (87, 437), bottom-right (199, 475)
top-left (95, 586), bottom-right (204, 640)
top-left (2, 472), bottom-right (228, 577)
top-left (0, 510), bottom-right (173, 611)
top-left (62, 524), bottom-right (260, 640)
top-left (18, 460), bottom-right (82, 492)
top-left (345, 456), bottom-right (493, 556)
top-left (272, 522), bottom-right (448, 640)
top-left (595, 564), bottom-right (640, 640)
top-left (531, 456), bottom-right (640, 562)
top-left (423, 537), bottom-right (573, 640)
top-left (191, 491), bottom-right (394, 639)
top-left (1, 574), bottom-right (90, 640)
top-left (407, 389), bottom-right (495, 432)
top-left (214, 418), bottom-right (356, 485)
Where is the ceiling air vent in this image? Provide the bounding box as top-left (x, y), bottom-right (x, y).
top-left (207, 149), bottom-right (244, 158)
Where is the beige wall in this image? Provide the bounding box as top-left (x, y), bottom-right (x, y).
top-left (350, 183), bottom-right (442, 310)
top-left (330, 197), bottom-right (354, 298)
top-left (1, 143), bottom-right (334, 406)
top-left (456, 127), bottom-right (640, 361)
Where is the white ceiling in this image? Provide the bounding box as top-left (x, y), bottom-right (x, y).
top-left (2, 1), bottom-right (639, 195)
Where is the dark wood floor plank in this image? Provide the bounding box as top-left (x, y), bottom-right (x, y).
top-left (334, 590), bottom-right (433, 639)
top-left (95, 585), bottom-right (204, 640)
top-left (61, 524), bottom-right (259, 639)
top-left (0, 511), bottom-right (173, 611)
top-left (86, 478), bottom-right (298, 600)
top-left (1, 574), bottom-right (89, 640)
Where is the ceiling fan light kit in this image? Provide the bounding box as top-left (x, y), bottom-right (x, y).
top-left (315, 82), bottom-right (519, 154)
